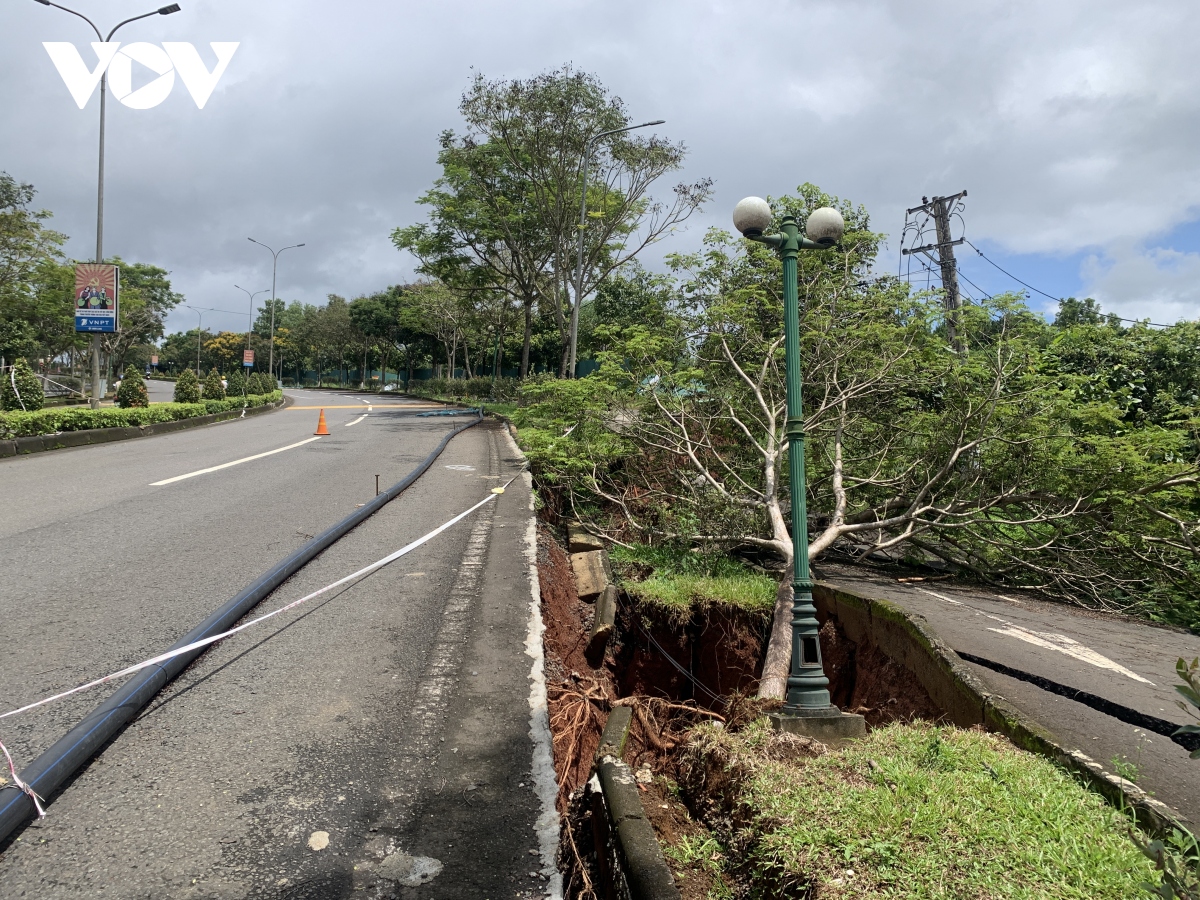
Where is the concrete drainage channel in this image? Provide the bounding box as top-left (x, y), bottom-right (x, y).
top-left (0, 412), bottom-right (484, 846)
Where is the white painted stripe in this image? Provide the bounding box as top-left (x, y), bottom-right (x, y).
top-left (345, 415), bottom-right (366, 427)
top-left (150, 437), bottom-right (322, 485)
top-left (501, 426), bottom-right (563, 897)
top-left (987, 625), bottom-right (1155, 684)
top-left (916, 587), bottom-right (962, 605)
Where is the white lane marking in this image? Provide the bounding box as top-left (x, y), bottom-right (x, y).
top-left (502, 425), bottom-right (562, 898)
top-left (916, 587), bottom-right (962, 605)
top-left (360, 398), bottom-right (369, 404)
top-left (987, 625), bottom-right (1155, 684)
top-left (910, 584), bottom-right (1154, 683)
top-left (368, 405), bottom-right (373, 412)
top-left (345, 415), bottom-right (367, 427)
top-left (445, 465), bottom-right (475, 471)
top-left (150, 437), bottom-right (321, 485)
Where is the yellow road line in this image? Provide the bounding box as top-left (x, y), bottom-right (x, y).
top-left (286, 404), bottom-right (442, 410)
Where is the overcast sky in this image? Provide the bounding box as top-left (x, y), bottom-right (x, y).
top-left (3, 0), bottom-right (1198, 337)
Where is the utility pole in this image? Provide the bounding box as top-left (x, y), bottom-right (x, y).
top-left (903, 190), bottom-right (967, 352)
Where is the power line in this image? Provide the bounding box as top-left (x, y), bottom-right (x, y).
top-left (962, 239), bottom-right (1177, 329)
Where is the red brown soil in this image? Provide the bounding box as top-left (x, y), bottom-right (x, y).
top-left (612, 604), bottom-right (766, 712)
top-left (819, 618), bottom-right (943, 727)
top-left (538, 526), bottom-right (616, 812)
top-left (640, 779), bottom-right (719, 900)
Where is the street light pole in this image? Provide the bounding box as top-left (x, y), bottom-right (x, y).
top-left (33, 0), bottom-right (181, 408)
top-left (234, 284), bottom-right (269, 356)
top-left (247, 239), bottom-right (304, 384)
top-left (732, 197), bottom-right (865, 739)
top-left (568, 118), bottom-right (665, 378)
top-left (183, 305), bottom-right (205, 376)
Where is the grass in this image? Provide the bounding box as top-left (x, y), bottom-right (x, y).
top-left (609, 543), bottom-right (777, 616)
top-left (682, 720), bottom-right (1156, 899)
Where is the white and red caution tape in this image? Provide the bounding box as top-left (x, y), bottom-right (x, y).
top-left (0, 477), bottom-right (514, 813)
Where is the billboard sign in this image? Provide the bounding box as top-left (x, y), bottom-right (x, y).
top-left (243, 349), bottom-right (254, 367)
top-left (74, 264), bottom-right (119, 333)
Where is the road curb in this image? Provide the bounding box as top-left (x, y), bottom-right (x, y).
top-left (814, 581), bottom-right (1188, 834)
top-left (0, 395), bottom-right (290, 459)
top-left (589, 708), bottom-right (681, 900)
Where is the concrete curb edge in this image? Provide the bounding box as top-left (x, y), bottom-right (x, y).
top-left (814, 580), bottom-right (1189, 835)
top-left (591, 707), bottom-right (681, 900)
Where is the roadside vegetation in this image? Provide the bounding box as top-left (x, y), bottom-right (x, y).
top-left (674, 720), bottom-right (1155, 898)
top-left (0, 390), bottom-right (281, 439)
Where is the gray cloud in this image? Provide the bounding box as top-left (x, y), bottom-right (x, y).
top-left (2, 0), bottom-right (1197, 336)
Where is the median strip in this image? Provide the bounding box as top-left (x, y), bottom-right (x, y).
top-left (149, 436), bottom-right (322, 485)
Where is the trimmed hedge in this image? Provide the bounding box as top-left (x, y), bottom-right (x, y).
top-left (0, 391), bottom-right (282, 439)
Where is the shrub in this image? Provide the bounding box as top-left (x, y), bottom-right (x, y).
top-left (115, 365), bottom-right (149, 408)
top-left (0, 390), bottom-right (283, 438)
top-left (202, 367), bottom-right (225, 400)
top-left (226, 368), bottom-right (246, 397)
top-left (173, 368), bottom-right (201, 403)
top-left (1, 358), bottom-right (44, 412)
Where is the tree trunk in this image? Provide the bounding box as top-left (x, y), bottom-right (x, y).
top-left (521, 296), bottom-right (533, 379)
top-left (759, 582), bottom-right (794, 700)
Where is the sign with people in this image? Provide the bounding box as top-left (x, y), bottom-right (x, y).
top-left (74, 264), bottom-right (118, 333)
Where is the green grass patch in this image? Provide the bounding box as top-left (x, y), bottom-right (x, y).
top-left (683, 720), bottom-right (1155, 898)
top-left (609, 543), bottom-right (777, 616)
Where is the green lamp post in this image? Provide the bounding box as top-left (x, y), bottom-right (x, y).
top-left (733, 197), bottom-right (866, 739)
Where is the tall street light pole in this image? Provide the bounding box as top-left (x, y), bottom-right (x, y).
top-left (731, 196), bottom-right (866, 743)
top-left (234, 285), bottom-right (269, 354)
top-left (568, 118), bottom-right (665, 378)
top-left (183, 305), bottom-right (205, 376)
top-left (33, 0), bottom-right (181, 409)
top-left (247, 239), bottom-right (304, 384)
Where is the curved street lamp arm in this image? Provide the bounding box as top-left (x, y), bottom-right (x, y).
top-left (34, 1), bottom-right (102, 39)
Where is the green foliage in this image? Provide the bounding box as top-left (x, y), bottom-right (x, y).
top-left (413, 375), bottom-right (521, 402)
top-left (115, 365), bottom-right (148, 409)
top-left (0, 391), bottom-right (280, 438)
top-left (173, 367), bottom-right (201, 403)
top-left (610, 543), bottom-right (776, 616)
top-left (202, 367), bottom-right (225, 400)
top-left (1, 357), bottom-right (44, 411)
top-left (226, 367), bottom-right (245, 396)
top-left (681, 720), bottom-right (1154, 898)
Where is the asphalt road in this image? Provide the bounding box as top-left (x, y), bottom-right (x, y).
top-left (0, 390), bottom-right (558, 898)
top-left (822, 563), bottom-right (1200, 824)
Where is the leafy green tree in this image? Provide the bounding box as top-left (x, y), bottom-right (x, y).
top-left (173, 366), bottom-right (201, 403)
top-left (0, 172), bottom-right (70, 364)
top-left (202, 367), bottom-right (225, 400)
top-left (1, 357), bottom-right (44, 411)
top-left (395, 66), bottom-right (712, 377)
top-left (99, 259), bottom-right (184, 378)
top-left (115, 365), bottom-right (148, 408)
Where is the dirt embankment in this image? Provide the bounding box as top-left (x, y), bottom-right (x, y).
top-left (536, 525), bottom-right (948, 897)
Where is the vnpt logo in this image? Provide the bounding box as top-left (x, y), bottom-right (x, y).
top-left (43, 42), bottom-right (239, 109)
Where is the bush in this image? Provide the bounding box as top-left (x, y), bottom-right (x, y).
top-left (0, 390), bottom-right (283, 438)
top-left (202, 367), bottom-right (225, 400)
top-left (411, 375), bottom-right (521, 402)
top-left (115, 366), bottom-right (149, 408)
top-left (1, 358), bottom-right (44, 412)
top-left (173, 368), bottom-right (201, 403)
top-left (226, 368), bottom-right (246, 397)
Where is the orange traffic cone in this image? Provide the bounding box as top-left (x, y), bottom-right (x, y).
top-left (314, 409), bottom-right (330, 435)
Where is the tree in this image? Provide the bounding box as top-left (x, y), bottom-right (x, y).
top-left (204, 331), bottom-right (247, 373)
top-left (202, 367), bottom-right (225, 400)
top-left (115, 365), bottom-right (148, 408)
top-left (394, 66), bottom-right (712, 377)
top-left (226, 367), bottom-right (246, 397)
top-left (1, 357), bottom-right (44, 411)
top-left (173, 367), bottom-right (201, 403)
top-left (0, 172), bottom-right (70, 365)
top-left (99, 259), bottom-right (184, 378)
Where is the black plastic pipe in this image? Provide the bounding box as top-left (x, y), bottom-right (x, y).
top-left (0, 412), bottom-right (482, 844)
